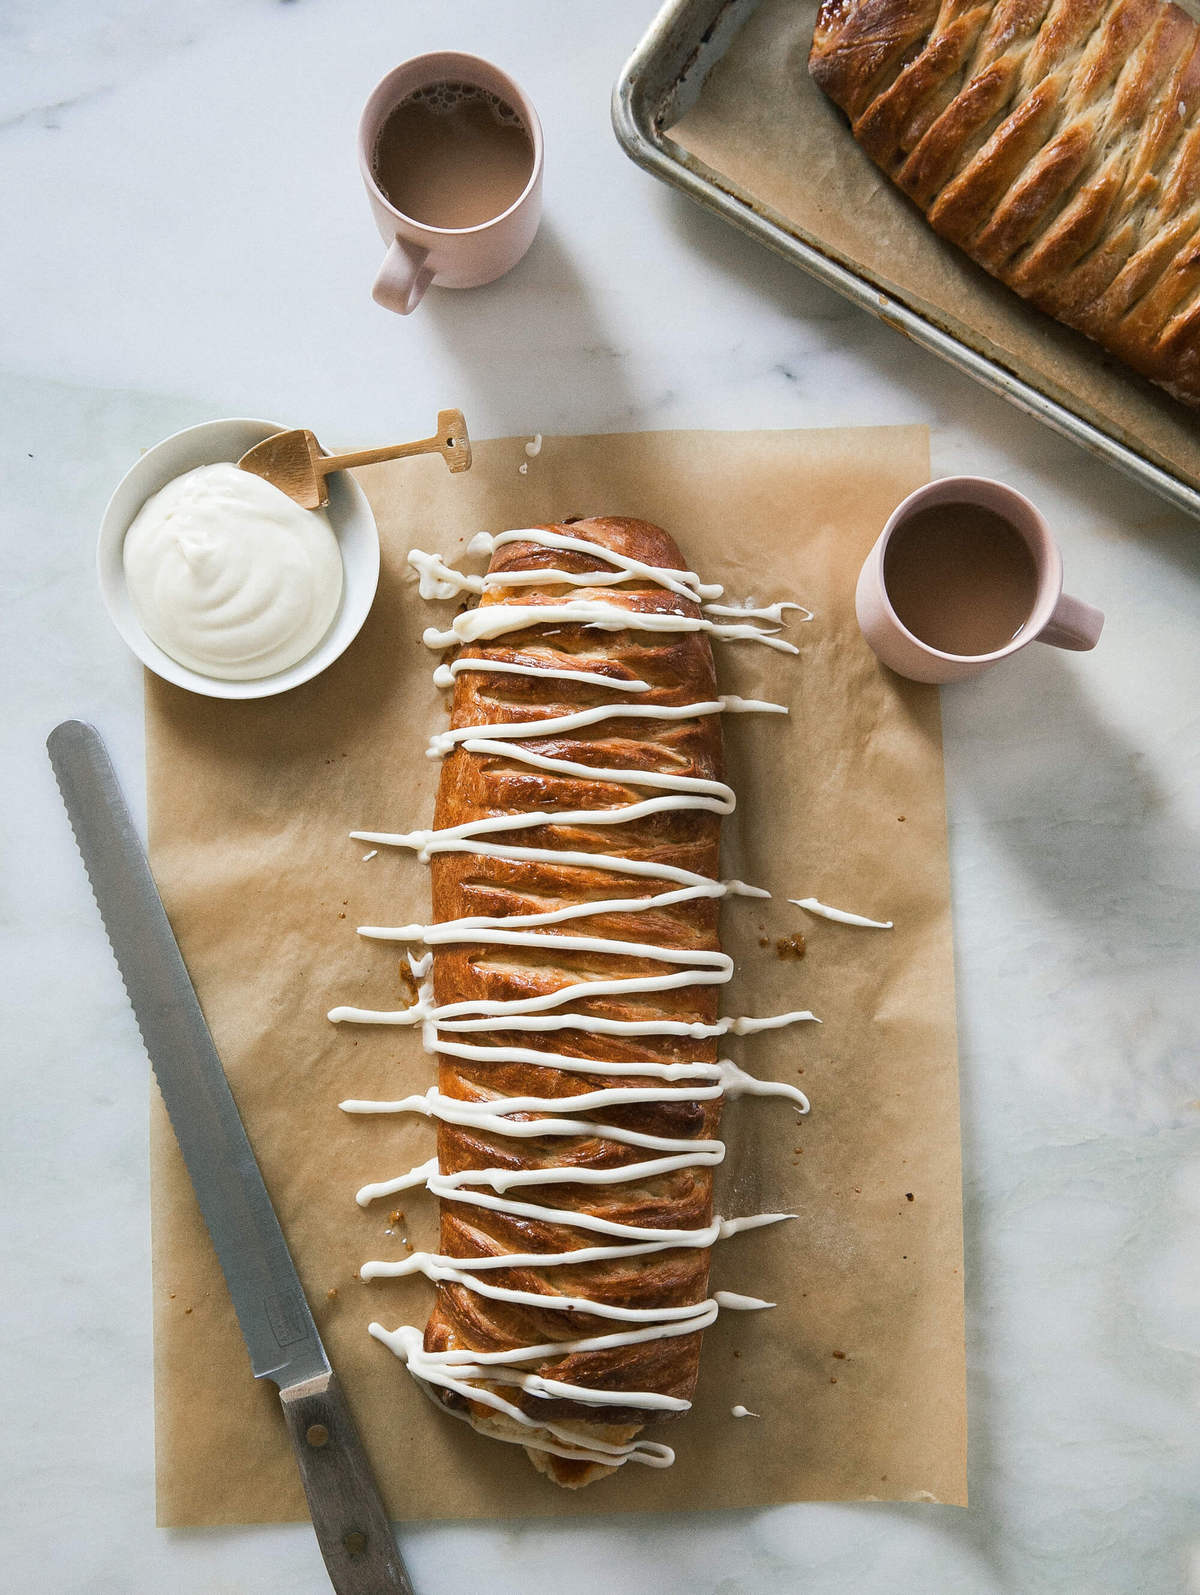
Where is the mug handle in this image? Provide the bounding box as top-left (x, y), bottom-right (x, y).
top-left (1037, 591), bottom-right (1104, 652)
top-left (372, 237), bottom-right (434, 315)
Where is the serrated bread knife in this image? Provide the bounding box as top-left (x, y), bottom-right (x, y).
top-left (47, 720), bottom-right (415, 1595)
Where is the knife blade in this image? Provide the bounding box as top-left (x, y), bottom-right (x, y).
top-left (48, 719), bottom-right (415, 1595)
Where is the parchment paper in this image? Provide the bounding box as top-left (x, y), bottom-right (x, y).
top-left (669, 0), bottom-right (1199, 496)
top-left (147, 425), bottom-right (967, 1524)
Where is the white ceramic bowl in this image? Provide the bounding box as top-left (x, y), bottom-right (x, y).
top-left (97, 418), bottom-right (380, 699)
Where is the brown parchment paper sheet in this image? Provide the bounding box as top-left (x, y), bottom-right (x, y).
top-left (669, 0), bottom-right (1199, 494)
top-left (146, 425), bottom-right (966, 1524)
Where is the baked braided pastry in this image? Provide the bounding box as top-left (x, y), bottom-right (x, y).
top-left (808, 0), bottom-right (1200, 405)
top-left (335, 517), bottom-right (810, 1487)
top-left (425, 519), bottom-right (726, 1486)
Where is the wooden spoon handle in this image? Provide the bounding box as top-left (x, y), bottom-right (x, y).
top-left (279, 1371), bottom-right (415, 1594)
top-left (317, 436), bottom-right (442, 473)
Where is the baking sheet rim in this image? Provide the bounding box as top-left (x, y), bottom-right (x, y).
top-left (611, 0), bottom-right (1200, 523)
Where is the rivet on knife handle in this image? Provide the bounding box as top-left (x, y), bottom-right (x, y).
top-left (280, 1371), bottom-right (412, 1593)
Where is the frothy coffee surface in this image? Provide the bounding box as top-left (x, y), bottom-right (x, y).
top-left (883, 502), bottom-right (1039, 657)
top-left (371, 82), bottom-right (533, 230)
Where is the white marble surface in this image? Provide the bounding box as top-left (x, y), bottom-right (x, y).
top-left (2, 2), bottom-right (1198, 1591)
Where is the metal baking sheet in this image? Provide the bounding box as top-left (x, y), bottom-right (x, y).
top-left (613, 0), bottom-right (1200, 522)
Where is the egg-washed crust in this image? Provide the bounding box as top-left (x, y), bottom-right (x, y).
top-left (809, 0), bottom-right (1200, 405)
top-left (420, 517), bottom-right (727, 1488)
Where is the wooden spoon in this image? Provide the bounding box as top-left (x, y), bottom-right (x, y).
top-left (238, 408), bottom-right (471, 509)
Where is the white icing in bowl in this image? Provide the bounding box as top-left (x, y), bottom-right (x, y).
top-left (97, 418), bottom-right (379, 700)
top-left (122, 463), bottom-right (344, 681)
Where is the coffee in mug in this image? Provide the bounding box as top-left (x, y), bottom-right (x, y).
top-left (370, 82), bottom-right (535, 231)
top-left (881, 501), bottom-right (1039, 657)
top-left (856, 476), bottom-right (1104, 684)
top-left (358, 53), bottom-right (544, 316)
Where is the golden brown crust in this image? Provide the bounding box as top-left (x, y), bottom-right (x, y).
top-left (421, 517), bottom-right (725, 1481)
top-left (810, 0), bottom-right (1200, 405)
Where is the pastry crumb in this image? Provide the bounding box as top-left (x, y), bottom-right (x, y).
top-left (775, 932), bottom-right (807, 959)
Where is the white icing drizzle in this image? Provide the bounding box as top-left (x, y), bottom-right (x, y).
top-left (703, 600), bottom-right (813, 623)
top-left (347, 834), bottom-right (726, 888)
top-left (434, 1013), bottom-right (815, 1037)
top-left (411, 536), bottom-right (815, 633)
top-left (356, 878), bottom-right (766, 942)
top-left (467, 528), bottom-right (725, 602)
top-left (349, 1085), bottom-right (727, 1160)
top-left (348, 834), bottom-right (729, 890)
top-left (433, 657), bottom-right (654, 693)
top-left (790, 896), bottom-right (894, 929)
top-left (408, 548), bottom-right (485, 601)
top-left (488, 568), bottom-right (677, 591)
top-left (731, 1404), bottom-right (760, 1419)
top-left (367, 1287), bottom-right (773, 1455)
top-left (423, 602), bottom-right (800, 655)
top-left (406, 1041), bottom-right (813, 1101)
top-left (337, 526), bottom-right (814, 1469)
top-left (329, 973), bottom-right (819, 1038)
top-left (410, 533), bottom-right (716, 606)
top-left (353, 1211), bottom-right (794, 1281)
top-left (362, 797), bottom-right (737, 859)
top-left (423, 694), bottom-right (787, 760)
top-left (411, 1385), bottom-right (679, 1470)
top-left (446, 739), bottom-right (737, 804)
top-left (330, 963), bottom-right (788, 1024)
top-left (361, 926), bottom-right (735, 969)
top-left (361, 849), bottom-right (378, 862)
top-left (370, 1324), bottom-right (668, 1470)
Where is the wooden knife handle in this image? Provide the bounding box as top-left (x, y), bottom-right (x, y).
top-left (279, 1371), bottom-right (416, 1595)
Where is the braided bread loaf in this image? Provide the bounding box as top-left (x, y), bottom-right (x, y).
top-left (809, 0), bottom-right (1200, 405)
top-left (423, 517), bottom-right (727, 1487)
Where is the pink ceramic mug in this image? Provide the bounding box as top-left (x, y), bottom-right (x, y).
top-left (358, 52), bottom-right (543, 316)
top-left (856, 476), bottom-right (1104, 684)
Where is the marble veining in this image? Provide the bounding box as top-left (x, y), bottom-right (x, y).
top-left (2, 1), bottom-right (1198, 1591)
